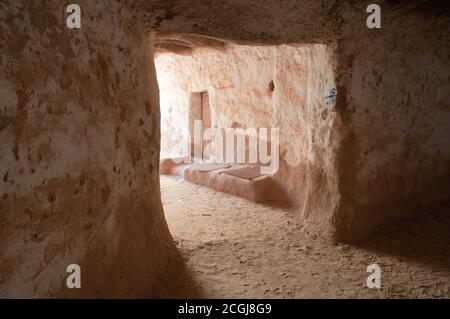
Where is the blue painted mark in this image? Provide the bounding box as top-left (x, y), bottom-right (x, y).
top-left (325, 88), bottom-right (337, 104)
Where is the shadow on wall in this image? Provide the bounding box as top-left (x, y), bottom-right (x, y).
top-left (355, 199), bottom-right (450, 271)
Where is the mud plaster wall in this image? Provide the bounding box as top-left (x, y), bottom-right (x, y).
top-left (0, 0), bottom-right (183, 297)
top-left (332, 2), bottom-right (450, 240)
top-left (156, 44), bottom-right (338, 221)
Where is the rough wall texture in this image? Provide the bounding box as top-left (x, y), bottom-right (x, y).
top-left (156, 44), bottom-right (338, 228)
top-left (136, 0), bottom-right (337, 44)
top-left (151, 0), bottom-right (450, 240)
top-left (332, 1), bottom-right (450, 240)
top-left (0, 0), bottom-right (185, 297)
top-left (1, 0), bottom-right (449, 299)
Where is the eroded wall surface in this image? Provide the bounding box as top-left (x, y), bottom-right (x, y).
top-left (154, 0), bottom-right (450, 240)
top-left (0, 3), bottom-right (448, 298)
top-left (0, 0), bottom-right (184, 297)
top-left (332, 2), bottom-right (450, 240)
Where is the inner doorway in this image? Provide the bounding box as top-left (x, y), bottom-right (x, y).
top-left (190, 91), bottom-right (211, 161)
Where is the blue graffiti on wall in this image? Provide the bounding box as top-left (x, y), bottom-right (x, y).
top-left (324, 88), bottom-right (337, 104)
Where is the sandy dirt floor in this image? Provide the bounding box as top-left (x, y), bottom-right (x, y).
top-left (161, 176), bottom-right (450, 298)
